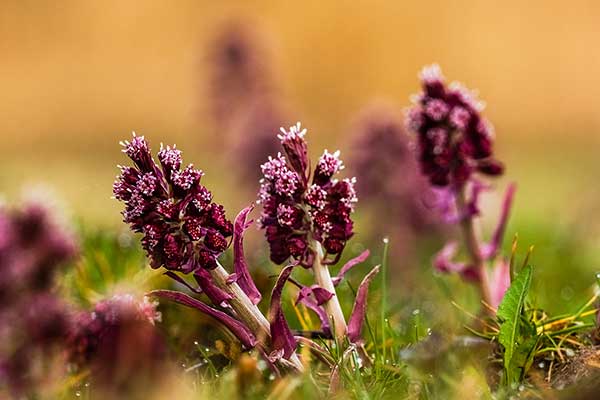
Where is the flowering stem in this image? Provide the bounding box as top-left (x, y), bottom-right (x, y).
top-left (209, 263), bottom-right (304, 372)
top-left (311, 239), bottom-right (348, 341)
top-left (455, 188), bottom-right (494, 313)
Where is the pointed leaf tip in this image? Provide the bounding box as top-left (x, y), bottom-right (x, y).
top-left (332, 249), bottom-right (370, 286)
top-left (295, 285), bottom-right (333, 337)
top-left (497, 264), bottom-right (533, 384)
top-left (232, 205), bottom-right (262, 305)
top-left (347, 265), bottom-right (380, 344)
top-left (193, 268), bottom-right (232, 307)
top-left (268, 264), bottom-right (297, 359)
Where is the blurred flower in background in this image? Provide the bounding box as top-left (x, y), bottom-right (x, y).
top-left (205, 20), bottom-right (290, 184)
top-left (0, 195), bottom-right (77, 396)
top-left (67, 294), bottom-right (168, 397)
top-left (348, 102), bottom-right (440, 260)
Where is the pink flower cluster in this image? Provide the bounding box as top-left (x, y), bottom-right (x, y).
top-left (406, 64), bottom-right (503, 187)
top-left (114, 134), bottom-right (233, 273)
top-left (258, 123), bottom-right (357, 265)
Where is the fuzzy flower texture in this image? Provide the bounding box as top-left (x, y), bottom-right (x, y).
top-left (114, 133), bottom-right (307, 371)
top-left (114, 134), bottom-right (233, 273)
top-left (258, 123), bottom-right (357, 266)
top-left (407, 65), bottom-right (514, 310)
top-left (406, 64), bottom-right (503, 188)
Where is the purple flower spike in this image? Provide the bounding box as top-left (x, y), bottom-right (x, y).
top-left (150, 290), bottom-right (256, 349)
top-left (268, 264), bottom-right (297, 360)
top-left (406, 64), bottom-right (503, 188)
top-left (258, 123), bottom-right (357, 265)
top-left (114, 133), bottom-right (233, 273)
top-left (231, 206), bottom-right (262, 305)
top-left (115, 136), bottom-right (306, 372)
top-left (332, 250), bottom-right (370, 286)
top-left (347, 265), bottom-right (380, 344)
top-left (68, 294), bottom-right (164, 379)
top-left (0, 199), bottom-right (77, 301)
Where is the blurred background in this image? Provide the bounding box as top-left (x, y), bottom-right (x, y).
top-left (2, 0), bottom-right (600, 309)
top-left (3, 2), bottom-right (600, 396)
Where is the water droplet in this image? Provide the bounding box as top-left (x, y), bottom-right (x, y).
top-left (205, 347), bottom-right (210, 352)
top-left (181, 363), bottom-right (187, 368)
top-left (412, 309), bottom-right (420, 315)
top-left (538, 361), bottom-right (545, 369)
top-left (518, 384), bottom-right (525, 392)
top-left (566, 348), bottom-right (575, 357)
top-left (118, 232), bottom-right (133, 248)
top-left (383, 237), bottom-right (389, 244)
top-left (75, 391), bottom-right (81, 397)
top-left (84, 382), bottom-right (90, 388)
top-left (194, 341), bottom-right (199, 346)
top-left (560, 286), bottom-right (574, 301)
top-left (268, 374), bottom-right (276, 381)
top-left (426, 328), bottom-right (432, 336)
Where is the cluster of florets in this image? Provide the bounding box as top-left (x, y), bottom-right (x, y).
top-left (350, 104), bottom-right (437, 232)
top-left (0, 199), bottom-right (76, 395)
top-left (258, 123), bottom-right (357, 265)
top-left (68, 295), bottom-right (162, 367)
top-left (114, 134), bottom-right (233, 272)
top-left (406, 64), bottom-right (503, 187)
top-left (0, 200), bottom-right (77, 301)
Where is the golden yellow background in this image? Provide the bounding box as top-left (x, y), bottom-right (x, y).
top-left (1, 1), bottom-right (599, 225)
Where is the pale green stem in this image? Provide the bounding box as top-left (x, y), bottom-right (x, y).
top-left (210, 263), bottom-right (304, 372)
top-left (456, 188), bottom-right (494, 312)
top-left (310, 239), bottom-right (348, 341)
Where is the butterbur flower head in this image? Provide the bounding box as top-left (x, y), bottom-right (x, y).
top-left (208, 22), bottom-right (272, 132)
top-left (0, 199), bottom-right (77, 301)
top-left (68, 295), bottom-right (161, 365)
top-left (67, 295), bottom-right (165, 390)
top-left (406, 64), bottom-right (504, 188)
top-left (349, 103), bottom-right (438, 236)
top-left (258, 123), bottom-right (357, 265)
top-left (114, 133), bottom-right (233, 273)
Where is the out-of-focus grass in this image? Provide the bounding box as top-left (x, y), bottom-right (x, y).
top-left (54, 200), bottom-right (600, 399)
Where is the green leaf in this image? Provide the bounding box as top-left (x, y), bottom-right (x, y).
top-left (497, 264), bottom-right (533, 384)
top-left (507, 335), bottom-right (538, 382)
